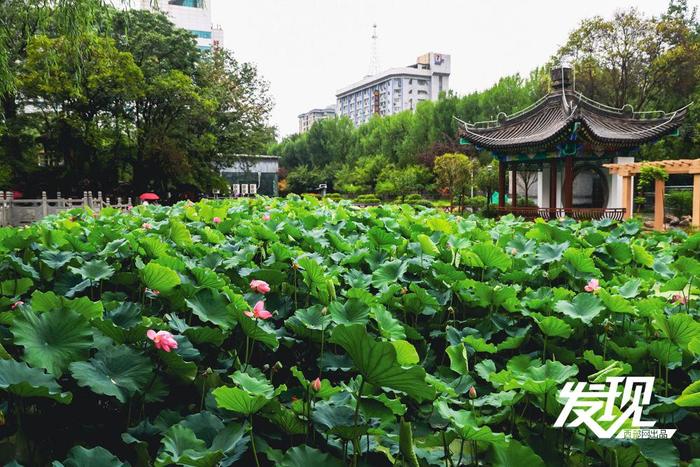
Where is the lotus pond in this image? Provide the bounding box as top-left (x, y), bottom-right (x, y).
top-left (0, 196), bottom-right (699, 466)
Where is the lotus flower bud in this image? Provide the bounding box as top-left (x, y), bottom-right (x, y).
top-left (311, 377), bottom-right (322, 392)
top-left (468, 386), bottom-right (477, 399)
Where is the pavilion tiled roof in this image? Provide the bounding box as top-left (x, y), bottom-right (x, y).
top-left (457, 87), bottom-right (690, 154)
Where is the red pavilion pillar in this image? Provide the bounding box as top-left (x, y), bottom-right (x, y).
top-left (563, 156), bottom-right (574, 210)
top-left (549, 160), bottom-right (558, 213)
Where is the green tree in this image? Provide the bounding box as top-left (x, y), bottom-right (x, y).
top-left (475, 161), bottom-right (500, 207)
top-left (433, 153), bottom-right (475, 210)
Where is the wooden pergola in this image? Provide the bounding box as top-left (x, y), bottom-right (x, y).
top-left (603, 159), bottom-right (700, 229)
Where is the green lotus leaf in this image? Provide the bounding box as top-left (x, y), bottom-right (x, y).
top-left (372, 259), bottom-right (407, 289)
top-left (311, 400), bottom-right (368, 441)
top-left (278, 445), bottom-right (343, 467)
top-left (672, 256), bottom-right (700, 276)
top-left (488, 440), bottom-right (545, 467)
top-left (290, 366), bottom-right (341, 399)
top-left (446, 343), bottom-right (469, 374)
top-left (155, 424), bottom-right (223, 467)
top-left (463, 335), bottom-right (497, 354)
top-left (60, 445), bottom-right (127, 467)
top-left (158, 344), bottom-right (198, 382)
top-left (293, 305), bottom-right (332, 331)
top-left (210, 423), bottom-right (249, 464)
top-left (230, 371), bottom-right (275, 397)
top-left (30, 290), bottom-right (104, 320)
top-left (189, 267), bottom-right (225, 289)
top-left (676, 381), bottom-right (700, 407)
top-left (141, 261), bottom-right (181, 293)
top-left (11, 307), bottom-right (92, 376)
top-left (233, 306), bottom-right (279, 350)
top-left (606, 242), bottom-right (632, 264)
top-left (554, 293), bottom-right (605, 324)
top-left (417, 234), bottom-right (440, 256)
top-left (184, 289), bottom-right (235, 330)
top-left (563, 248), bottom-right (600, 276)
top-left (472, 242), bottom-right (512, 272)
top-left (213, 386), bottom-right (270, 415)
top-left (534, 242), bottom-right (569, 265)
top-left (532, 313), bottom-right (572, 338)
top-left (328, 299), bottom-right (369, 325)
top-left (0, 359), bottom-right (72, 403)
top-left (503, 357), bottom-right (578, 395)
top-left (330, 324), bottom-right (435, 402)
top-left (0, 277), bottom-right (33, 296)
top-left (372, 304), bottom-right (406, 340)
top-left (391, 340), bottom-right (420, 365)
top-left (183, 326), bottom-right (225, 346)
top-left (652, 312), bottom-right (700, 350)
top-left (598, 289), bottom-right (637, 315)
top-left (169, 219), bottom-right (193, 247)
top-left (40, 250), bottom-right (76, 269)
top-left (69, 259), bottom-right (114, 282)
top-left (69, 344), bottom-right (152, 403)
top-left (435, 400), bottom-right (510, 446)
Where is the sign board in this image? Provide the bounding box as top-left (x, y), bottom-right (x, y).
top-left (249, 184), bottom-right (257, 195)
top-left (241, 184), bottom-right (249, 195)
top-left (232, 184), bottom-right (240, 196)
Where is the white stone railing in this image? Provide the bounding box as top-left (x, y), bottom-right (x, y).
top-left (0, 191), bottom-right (134, 226)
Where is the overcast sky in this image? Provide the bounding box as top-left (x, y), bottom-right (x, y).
top-left (212, 0), bottom-right (698, 137)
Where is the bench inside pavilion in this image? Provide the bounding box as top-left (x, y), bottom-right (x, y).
top-left (457, 67), bottom-right (690, 220)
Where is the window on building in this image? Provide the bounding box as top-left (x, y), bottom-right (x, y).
top-left (418, 79), bottom-right (428, 86)
top-left (191, 30), bottom-right (212, 39)
top-left (169, 0), bottom-right (202, 7)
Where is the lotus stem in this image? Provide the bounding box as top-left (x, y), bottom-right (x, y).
top-left (249, 416), bottom-right (261, 467)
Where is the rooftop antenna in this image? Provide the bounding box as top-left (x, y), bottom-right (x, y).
top-left (368, 23), bottom-right (379, 76)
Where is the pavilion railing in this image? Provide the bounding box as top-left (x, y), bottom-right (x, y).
top-left (494, 206), bottom-right (626, 221)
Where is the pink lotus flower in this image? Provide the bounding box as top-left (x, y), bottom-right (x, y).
top-left (262, 213), bottom-right (271, 221)
top-left (146, 329), bottom-right (178, 352)
top-left (672, 294), bottom-right (687, 305)
top-left (468, 386), bottom-right (477, 399)
top-left (510, 248), bottom-right (518, 255)
top-left (11, 301), bottom-right (24, 309)
top-left (584, 279), bottom-right (600, 293)
top-left (250, 279), bottom-right (271, 294)
top-left (142, 222), bottom-right (152, 230)
top-left (213, 216), bottom-right (222, 224)
top-left (127, 205), bottom-right (133, 211)
top-left (244, 301), bottom-right (272, 320)
top-left (145, 288), bottom-right (160, 296)
top-left (311, 377), bottom-right (321, 392)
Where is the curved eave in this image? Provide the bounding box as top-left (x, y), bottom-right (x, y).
top-left (578, 105), bottom-right (688, 148)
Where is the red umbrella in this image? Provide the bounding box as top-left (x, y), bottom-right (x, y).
top-left (139, 192), bottom-right (160, 201)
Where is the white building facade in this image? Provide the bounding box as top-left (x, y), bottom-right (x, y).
top-left (298, 106), bottom-right (336, 133)
top-left (135, 0), bottom-right (224, 50)
top-left (336, 52), bottom-right (450, 126)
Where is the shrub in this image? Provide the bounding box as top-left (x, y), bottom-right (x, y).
top-left (324, 192), bottom-right (342, 201)
top-left (666, 190), bottom-right (692, 216)
top-left (354, 194), bottom-right (381, 204)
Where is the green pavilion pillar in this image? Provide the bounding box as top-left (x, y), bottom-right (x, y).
top-left (549, 160), bottom-right (558, 212)
top-left (511, 166), bottom-right (518, 207)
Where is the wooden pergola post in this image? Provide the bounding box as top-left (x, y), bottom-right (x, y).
top-left (604, 159), bottom-right (700, 229)
top-left (654, 178), bottom-right (666, 231)
top-left (621, 173), bottom-right (632, 220)
top-left (511, 166), bottom-right (518, 207)
top-left (693, 172), bottom-right (700, 228)
top-left (498, 162), bottom-right (506, 208)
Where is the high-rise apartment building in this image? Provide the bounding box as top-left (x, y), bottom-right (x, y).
top-left (297, 106), bottom-right (336, 133)
top-left (135, 0), bottom-right (223, 50)
top-left (336, 52), bottom-right (450, 126)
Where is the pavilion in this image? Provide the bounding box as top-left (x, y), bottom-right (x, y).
top-left (457, 67), bottom-right (690, 220)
